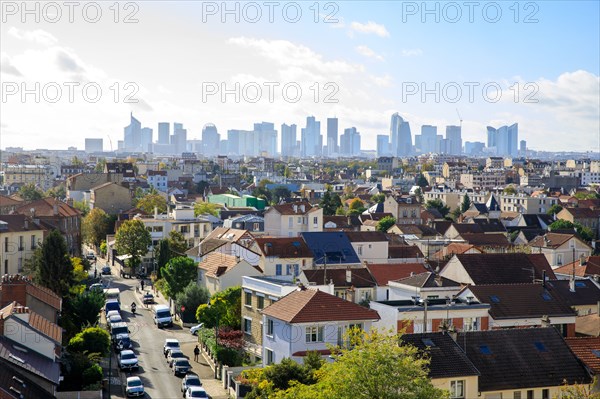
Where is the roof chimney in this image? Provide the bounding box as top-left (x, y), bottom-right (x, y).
top-left (53, 202), bottom-right (58, 216)
top-left (293, 204), bottom-right (298, 213)
top-left (346, 267), bottom-right (352, 284)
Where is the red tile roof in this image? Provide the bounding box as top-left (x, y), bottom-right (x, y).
top-left (565, 337), bottom-right (600, 373)
top-left (268, 202), bottom-right (315, 215)
top-left (366, 263), bottom-right (428, 286)
top-left (261, 288), bottom-right (380, 323)
top-left (16, 198), bottom-right (80, 218)
top-left (254, 237), bottom-right (313, 258)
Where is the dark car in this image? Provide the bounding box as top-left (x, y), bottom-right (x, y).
top-left (142, 293), bottom-right (154, 304)
top-left (101, 266), bottom-right (111, 275)
top-left (173, 358), bottom-right (191, 376)
top-left (113, 334), bottom-right (132, 351)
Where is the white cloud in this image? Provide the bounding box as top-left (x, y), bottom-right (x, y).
top-left (350, 21), bottom-right (390, 38)
top-left (0, 52), bottom-right (22, 76)
top-left (355, 45), bottom-right (384, 61)
top-left (401, 49), bottom-right (423, 57)
top-left (369, 74), bottom-right (393, 88)
top-left (7, 28), bottom-right (58, 46)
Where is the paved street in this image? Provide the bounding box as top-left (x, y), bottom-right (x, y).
top-left (96, 255), bottom-right (229, 399)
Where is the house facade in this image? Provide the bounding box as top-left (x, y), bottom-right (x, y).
top-left (261, 288), bottom-right (380, 366)
top-left (263, 202), bottom-right (323, 237)
top-left (0, 216), bottom-right (46, 275)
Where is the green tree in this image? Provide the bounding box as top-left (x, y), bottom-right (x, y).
top-left (349, 198), bottom-right (365, 214)
top-left (167, 230), bottom-right (189, 256)
top-left (64, 290), bottom-right (106, 329)
top-left (136, 193), bottom-right (166, 214)
top-left (196, 286), bottom-right (241, 329)
top-left (414, 187), bottom-right (424, 204)
top-left (30, 230), bottom-right (73, 297)
top-left (371, 193), bottom-right (386, 204)
top-left (46, 184), bottom-right (66, 199)
top-left (376, 216), bottom-right (396, 232)
top-left (450, 207), bottom-right (462, 221)
top-left (460, 194), bottom-right (472, 213)
top-left (272, 186), bottom-right (292, 204)
top-left (18, 183), bottom-right (44, 201)
top-left (156, 239), bottom-right (171, 278)
top-left (99, 240), bottom-right (107, 257)
top-left (425, 199), bottom-right (450, 218)
top-left (194, 201), bottom-right (219, 217)
top-left (547, 204), bottom-right (563, 215)
top-left (320, 189), bottom-right (336, 215)
top-left (73, 200), bottom-right (90, 216)
top-left (416, 174), bottom-right (429, 188)
top-left (175, 282), bottom-right (210, 323)
top-left (553, 378), bottom-right (600, 399)
top-left (82, 208), bottom-right (112, 248)
top-left (114, 219), bottom-right (151, 275)
top-left (549, 220), bottom-right (594, 241)
top-left (335, 206), bottom-right (346, 216)
top-left (573, 191), bottom-right (600, 200)
top-left (162, 257), bottom-right (198, 298)
top-left (503, 185), bottom-right (517, 195)
top-left (94, 158), bottom-right (106, 172)
top-left (67, 327), bottom-right (110, 356)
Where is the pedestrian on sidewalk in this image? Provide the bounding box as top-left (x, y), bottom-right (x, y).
top-left (194, 345), bottom-right (200, 362)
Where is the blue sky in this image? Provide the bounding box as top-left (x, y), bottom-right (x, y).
top-left (1, 1), bottom-right (598, 152)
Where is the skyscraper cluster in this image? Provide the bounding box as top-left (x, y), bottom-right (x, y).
top-left (487, 123), bottom-right (519, 157)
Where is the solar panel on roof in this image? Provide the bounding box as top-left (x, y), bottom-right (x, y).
top-left (489, 295), bottom-right (500, 303)
top-left (479, 345), bottom-right (492, 355)
top-left (541, 291), bottom-right (552, 301)
top-left (421, 338), bottom-right (435, 347)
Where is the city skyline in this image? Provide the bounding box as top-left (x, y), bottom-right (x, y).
top-left (1, 2), bottom-right (598, 152)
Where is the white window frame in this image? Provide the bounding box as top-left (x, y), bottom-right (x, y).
top-left (305, 326), bottom-right (324, 343)
top-left (450, 380), bottom-right (465, 399)
top-left (243, 317), bottom-right (252, 335)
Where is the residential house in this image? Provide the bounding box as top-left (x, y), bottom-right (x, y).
top-left (135, 205), bottom-right (214, 262)
top-left (457, 283), bottom-right (577, 336)
top-left (223, 214), bottom-right (264, 232)
top-left (241, 275), bottom-right (303, 362)
top-left (89, 182), bottom-right (132, 215)
top-left (147, 170), bottom-right (168, 192)
top-left (365, 263), bottom-right (429, 301)
top-left (15, 198), bottom-right (81, 256)
top-left (499, 193), bottom-right (559, 214)
top-left (565, 337), bottom-right (600, 391)
top-left (545, 278), bottom-right (600, 316)
top-left (400, 332), bottom-right (480, 398)
top-left (0, 302), bottom-right (62, 396)
top-left (252, 237), bottom-right (313, 277)
top-left (460, 233), bottom-right (512, 253)
top-left (198, 252), bottom-right (262, 296)
top-left (557, 207), bottom-right (600, 238)
top-left (300, 267), bottom-right (376, 303)
top-left (0, 352), bottom-right (55, 399)
top-left (456, 328), bottom-right (591, 398)
top-left (529, 233), bottom-right (592, 268)
top-left (0, 195), bottom-right (22, 215)
top-left (345, 231), bottom-right (389, 263)
top-left (0, 274), bottom-right (62, 323)
top-left (322, 215), bottom-right (361, 231)
top-left (387, 272), bottom-right (462, 301)
top-left (431, 243), bottom-right (482, 261)
top-left (263, 202), bottom-right (323, 237)
top-left (554, 255), bottom-right (600, 278)
top-left (387, 224), bottom-right (439, 239)
top-left (0, 215), bottom-right (46, 275)
top-left (440, 253), bottom-right (556, 285)
top-left (185, 227), bottom-right (257, 264)
top-left (260, 287), bottom-right (380, 366)
top-left (370, 296), bottom-right (490, 334)
top-left (383, 195), bottom-right (422, 224)
top-left (387, 243), bottom-right (425, 263)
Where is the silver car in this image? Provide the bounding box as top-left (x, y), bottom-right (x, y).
top-left (118, 349), bottom-right (139, 370)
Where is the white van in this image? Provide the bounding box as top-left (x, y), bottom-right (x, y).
top-left (153, 304), bottom-right (173, 328)
top-left (104, 288), bottom-right (120, 303)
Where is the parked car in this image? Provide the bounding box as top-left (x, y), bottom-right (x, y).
top-left (167, 349), bottom-right (188, 367)
top-left (108, 313), bottom-right (123, 324)
top-left (189, 323), bottom-right (203, 335)
top-left (114, 334), bottom-right (132, 351)
top-left (173, 358), bottom-right (191, 376)
top-left (118, 349), bottom-right (139, 370)
top-left (104, 299), bottom-right (121, 315)
top-left (181, 373), bottom-right (202, 394)
top-left (89, 283), bottom-right (104, 292)
top-left (106, 310), bottom-right (120, 319)
top-left (185, 387), bottom-right (210, 398)
top-left (86, 251), bottom-right (96, 260)
top-left (125, 376), bottom-right (145, 397)
top-left (142, 293), bottom-right (154, 304)
top-left (110, 322), bottom-right (129, 342)
top-left (163, 339), bottom-right (180, 357)
top-left (101, 266), bottom-right (111, 275)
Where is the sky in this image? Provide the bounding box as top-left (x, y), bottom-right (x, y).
top-left (1, 0), bottom-right (599, 153)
